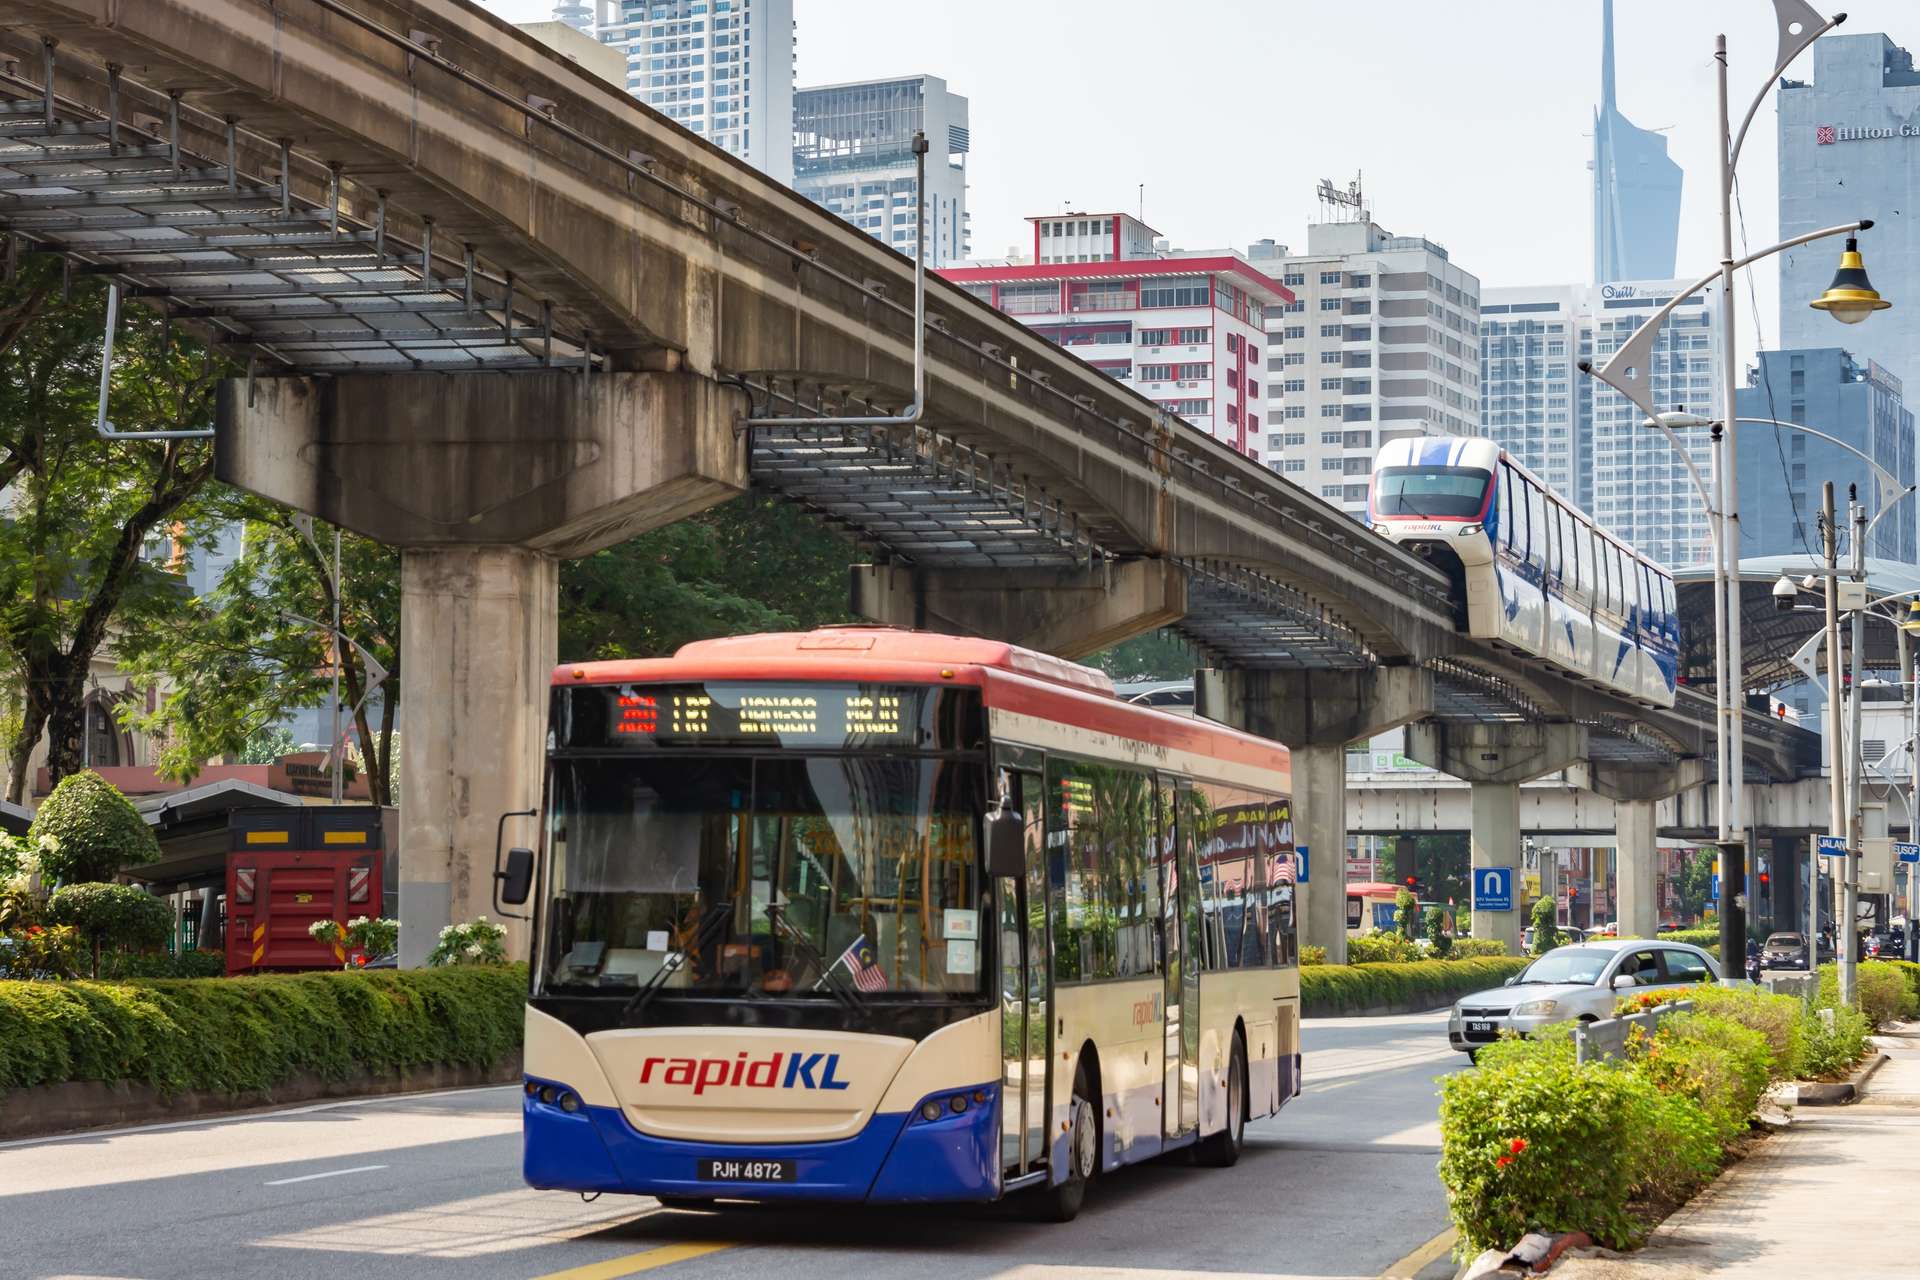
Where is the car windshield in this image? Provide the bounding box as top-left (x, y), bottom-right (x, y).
top-left (1373, 466), bottom-right (1491, 518)
top-left (1515, 946), bottom-right (1612, 985)
top-left (1766, 933), bottom-right (1804, 947)
top-left (537, 754), bottom-right (985, 1000)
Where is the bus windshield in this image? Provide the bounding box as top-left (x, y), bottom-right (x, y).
top-left (1373, 466), bottom-right (1491, 518)
top-left (537, 753), bottom-right (985, 1001)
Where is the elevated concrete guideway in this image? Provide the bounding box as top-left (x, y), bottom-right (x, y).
top-left (0, 0), bottom-right (1817, 962)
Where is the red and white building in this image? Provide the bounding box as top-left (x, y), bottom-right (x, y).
top-left (939, 213), bottom-right (1295, 462)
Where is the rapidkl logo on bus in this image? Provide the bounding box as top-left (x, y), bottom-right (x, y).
top-left (639, 1050), bottom-right (852, 1095)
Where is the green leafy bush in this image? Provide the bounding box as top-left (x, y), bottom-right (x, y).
top-left (0, 925), bottom-right (83, 978)
top-left (1299, 944), bottom-right (1327, 966)
top-left (1529, 897), bottom-right (1561, 956)
top-left (47, 883), bottom-right (173, 978)
top-left (1633, 1013), bottom-right (1771, 1141)
top-left (1300, 956), bottom-right (1528, 1016)
top-left (1681, 984), bottom-right (1806, 1081)
top-left (97, 949), bottom-right (226, 980)
top-left (1395, 887), bottom-right (1419, 940)
top-left (427, 917), bottom-right (508, 966)
top-left (0, 965), bottom-right (527, 1093)
top-left (1448, 938), bottom-right (1510, 960)
top-left (28, 772), bottom-right (160, 885)
top-left (1657, 928), bottom-right (1721, 950)
top-left (1425, 907), bottom-right (1453, 957)
top-left (1815, 960), bottom-right (1915, 1030)
top-left (1799, 1002), bottom-right (1871, 1079)
top-left (1347, 930), bottom-right (1423, 964)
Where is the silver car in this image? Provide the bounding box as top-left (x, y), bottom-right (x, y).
top-left (1447, 938), bottom-right (1720, 1057)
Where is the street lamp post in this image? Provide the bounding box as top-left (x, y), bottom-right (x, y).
top-left (1580, 1), bottom-right (1894, 985)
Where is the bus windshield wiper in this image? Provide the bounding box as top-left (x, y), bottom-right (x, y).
top-left (621, 901), bottom-right (733, 1026)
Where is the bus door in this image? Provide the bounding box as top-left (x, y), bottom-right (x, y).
top-left (1162, 780), bottom-right (1202, 1140)
top-left (997, 769), bottom-right (1051, 1178)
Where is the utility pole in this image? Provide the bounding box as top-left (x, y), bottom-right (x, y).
top-left (329, 526), bottom-right (344, 806)
top-left (1842, 489), bottom-right (1865, 1005)
top-left (1822, 483), bottom-right (1843, 974)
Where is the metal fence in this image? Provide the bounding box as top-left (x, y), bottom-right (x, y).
top-left (1574, 999), bottom-right (1695, 1065)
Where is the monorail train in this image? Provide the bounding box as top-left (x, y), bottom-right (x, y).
top-left (1368, 437), bottom-right (1678, 708)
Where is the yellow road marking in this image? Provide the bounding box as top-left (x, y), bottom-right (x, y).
top-left (532, 1241), bottom-right (731, 1280)
top-left (1379, 1225), bottom-right (1457, 1278)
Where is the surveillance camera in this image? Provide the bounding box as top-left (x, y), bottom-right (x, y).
top-left (1773, 575), bottom-right (1799, 612)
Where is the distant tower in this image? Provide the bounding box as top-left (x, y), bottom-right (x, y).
top-left (1592, 0), bottom-right (1683, 282)
top-left (551, 2), bottom-right (592, 32)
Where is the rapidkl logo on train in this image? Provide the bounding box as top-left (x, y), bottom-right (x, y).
top-left (638, 1049), bottom-right (853, 1095)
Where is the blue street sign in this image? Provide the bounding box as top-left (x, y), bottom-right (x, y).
top-left (1710, 873), bottom-right (1719, 902)
top-left (1897, 842), bottom-right (1920, 864)
top-left (1296, 844), bottom-right (1309, 884)
top-left (1817, 835), bottom-right (1850, 858)
top-left (1473, 866), bottom-right (1513, 912)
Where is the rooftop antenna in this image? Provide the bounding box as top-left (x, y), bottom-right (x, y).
top-left (1316, 172), bottom-right (1367, 223)
top-left (1138, 182), bottom-right (1144, 223)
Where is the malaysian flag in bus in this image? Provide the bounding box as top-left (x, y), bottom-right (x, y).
top-left (1270, 851), bottom-right (1297, 884)
top-left (836, 935), bottom-right (889, 992)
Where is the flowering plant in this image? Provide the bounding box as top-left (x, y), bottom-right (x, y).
top-left (427, 916), bottom-right (508, 967)
top-left (344, 916), bottom-right (399, 959)
top-left (309, 919), bottom-right (347, 946)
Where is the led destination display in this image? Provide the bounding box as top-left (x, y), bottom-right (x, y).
top-left (598, 683), bottom-right (931, 747)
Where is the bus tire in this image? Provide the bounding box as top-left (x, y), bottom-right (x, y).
top-left (1196, 1033), bottom-right (1246, 1168)
top-left (1031, 1063), bottom-right (1097, 1222)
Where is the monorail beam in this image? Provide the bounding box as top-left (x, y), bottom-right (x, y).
top-left (848, 560), bottom-right (1185, 660)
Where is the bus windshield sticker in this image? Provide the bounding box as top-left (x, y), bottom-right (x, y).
top-left (943, 907), bottom-right (978, 940)
top-left (947, 938), bottom-right (978, 975)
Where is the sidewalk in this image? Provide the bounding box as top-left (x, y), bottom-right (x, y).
top-left (1554, 1025), bottom-right (1920, 1280)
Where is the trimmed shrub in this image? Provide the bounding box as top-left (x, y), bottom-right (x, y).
top-left (1299, 944), bottom-right (1327, 966)
top-left (28, 772), bottom-right (160, 885)
top-left (1634, 1013), bottom-right (1771, 1140)
top-left (1425, 907), bottom-right (1453, 957)
top-left (1448, 937), bottom-right (1509, 960)
top-left (47, 883), bottom-right (172, 978)
top-left (1658, 928), bottom-right (1721, 951)
top-left (97, 949), bottom-right (226, 980)
top-left (1681, 984), bottom-right (1806, 1081)
top-left (1529, 897), bottom-right (1561, 956)
top-left (0, 925), bottom-right (83, 979)
top-left (1347, 930), bottom-right (1423, 964)
top-left (1800, 1001), bottom-right (1872, 1079)
top-left (1395, 887), bottom-right (1419, 940)
top-left (1300, 955), bottom-right (1528, 1016)
top-left (0, 965), bottom-right (527, 1093)
top-left (1816, 960), bottom-right (1915, 1030)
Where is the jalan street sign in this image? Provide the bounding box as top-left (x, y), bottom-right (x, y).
top-left (1816, 834), bottom-right (1850, 858)
top-left (1895, 842), bottom-right (1920, 864)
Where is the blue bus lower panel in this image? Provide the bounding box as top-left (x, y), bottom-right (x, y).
top-left (523, 1078), bottom-right (1000, 1204)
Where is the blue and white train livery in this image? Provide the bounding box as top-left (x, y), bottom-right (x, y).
top-left (1368, 437), bottom-right (1678, 708)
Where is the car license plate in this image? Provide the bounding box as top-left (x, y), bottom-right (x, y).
top-left (697, 1157), bottom-right (795, 1182)
top-left (1467, 1020), bottom-right (1496, 1034)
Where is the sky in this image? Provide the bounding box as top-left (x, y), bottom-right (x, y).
top-left (476, 0), bottom-right (1920, 362)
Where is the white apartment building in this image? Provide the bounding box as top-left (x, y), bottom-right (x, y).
top-left (1249, 221), bottom-right (1482, 518)
top-left (941, 213), bottom-right (1294, 461)
top-left (597, 0), bottom-right (795, 184)
top-left (793, 75), bottom-right (970, 267)
top-left (1480, 279), bottom-right (1723, 567)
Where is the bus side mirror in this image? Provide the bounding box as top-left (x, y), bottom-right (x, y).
top-left (985, 808), bottom-right (1025, 879)
top-left (498, 847), bottom-right (535, 906)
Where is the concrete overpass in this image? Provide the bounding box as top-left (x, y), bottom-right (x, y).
top-left (0, 0), bottom-right (1816, 960)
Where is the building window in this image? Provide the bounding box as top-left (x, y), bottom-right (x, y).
top-left (1320, 404), bottom-right (1343, 417)
top-left (1141, 283), bottom-right (1209, 308)
top-left (1320, 298), bottom-right (1341, 311)
top-left (1284, 459), bottom-right (1306, 473)
top-left (1283, 272), bottom-right (1305, 287)
top-left (1283, 378), bottom-right (1306, 393)
top-left (1321, 458), bottom-right (1343, 471)
top-left (1284, 325), bottom-right (1306, 339)
top-left (1320, 351), bottom-right (1342, 364)
top-left (1283, 406), bottom-right (1306, 420)
top-left (1320, 377), bottom-right (1341, 390)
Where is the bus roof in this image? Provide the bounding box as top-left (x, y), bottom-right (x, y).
top-left (555, 626), bottom-right (1114, 695)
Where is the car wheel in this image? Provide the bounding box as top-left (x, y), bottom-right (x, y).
top-left (1030, 1063), bottom-right (1096, 1222)
top-left (1196, 1033), bottom-right (1247, 1168)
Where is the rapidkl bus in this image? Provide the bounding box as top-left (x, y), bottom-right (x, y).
top-left (504, 627), bottom-right (1302, 1220)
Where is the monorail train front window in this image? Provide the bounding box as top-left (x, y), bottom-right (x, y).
top-left (537, 753), bottom-right (986, 1001)
top-left (1374, 466), bottom-right (1492, 518)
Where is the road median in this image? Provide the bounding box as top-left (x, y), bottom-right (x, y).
top-left (1300, 955), bottom-right (1527, 1018)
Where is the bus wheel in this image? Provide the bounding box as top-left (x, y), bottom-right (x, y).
top-left (1196, 1034), bottom-right (1246, 1168)
top-left (1032, 1064), bottom-right (1096, 1222)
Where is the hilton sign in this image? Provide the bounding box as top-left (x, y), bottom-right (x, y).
top-left (1817, 123), bottom-right (1920, 144)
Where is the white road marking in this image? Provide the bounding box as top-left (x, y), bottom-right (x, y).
top-left (262, 1164), bottom-right (390, 1187)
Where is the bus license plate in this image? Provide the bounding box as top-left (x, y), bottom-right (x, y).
top-left (698, 1158), bottom-right (795, 1183)
top-left (1467, 1020), bottom-right (1496, 1034)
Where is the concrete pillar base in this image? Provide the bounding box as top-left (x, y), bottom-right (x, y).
top-left (1614, 799), bottom-right (1658, 941)
top-left (1293, 743), bottom-right (1350, 965)
top-left (398, 546), bottom-right (557, 966)
top-left (1470, 781), bottom-right (1523, 954)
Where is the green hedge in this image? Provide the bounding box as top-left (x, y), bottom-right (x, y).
top-left (0, 965), bottom-right (527, 1094)
top-left (1300, 956), bottom-right (1529, 1016)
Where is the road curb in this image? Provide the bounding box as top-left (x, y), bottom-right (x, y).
top-left (1794, 1051), bottom-right (1888, 1106)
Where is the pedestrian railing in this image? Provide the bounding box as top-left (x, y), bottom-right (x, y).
top-left (1762, 973), bottom-right (1818, 1002)
top-left (1574, 999), bottom-right (1694, 1065)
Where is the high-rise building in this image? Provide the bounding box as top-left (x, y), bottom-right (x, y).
top-left (599, 0), bottom-right (796, 184)
top-left (793, 76), bottom-right (970, 267)
top-left (1591, 0), bottom-right (1683, 283)
top-left (1480, 278), bottom-right (1723, 567)
top-left (1249, 219), bottom-right (1481, 519)
top-left (551, 1), bottom-right (594, 32)
top-left (1735, 349), bottom-right (1916, 563)
top-left (941, 215), bottom-right (1292, 461)
top-left (1778, 33), bottom-right (1920, 370)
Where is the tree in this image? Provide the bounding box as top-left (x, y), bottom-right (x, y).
top-left (1675, 847), bottom-right (1715, 923)
top-left (47, 881), bottom-right (171, 978)
top-left (1529, 895), bottom-right (1563, 956)
top-left (28, 770), bottom-right (159, 885)
top-left (113, 499), bottom-right (402, 805)
top-left (238, 724), bottom-right (297, 765)
top-left (0, 258), bottom-right (228, 803)
top-left (1395, 886), bottom-right (1419, 939)
top-left (1084, 629), bottom-right (1197, 683)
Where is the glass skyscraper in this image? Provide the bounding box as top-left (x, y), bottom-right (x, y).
top-left (1591, 0), bottom-right (1683, 283)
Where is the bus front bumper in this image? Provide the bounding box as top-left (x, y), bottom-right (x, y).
top-left (522, 1076), bottom-right (1003, 1204)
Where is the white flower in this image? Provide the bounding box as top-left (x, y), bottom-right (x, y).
top-left (464, 942), bottom-right (483, 957)
top-left (439, 924), bottom-right (456, 939)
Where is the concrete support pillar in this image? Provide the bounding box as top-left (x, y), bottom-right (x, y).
top-left (397, 546), bottom-right (557, 966)
top-left (1470, 782), bottom-right (1523, 954)
top-left (1614, 799), bottom-right (1659, 941)
top-left (1772, 833), bottom-right (1801, 937)
top-left (1293, 744), bottom-right (1349, 962)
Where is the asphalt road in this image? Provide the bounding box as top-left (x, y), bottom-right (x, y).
top-left (2, 1011), bottom-right (1465, 1280)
